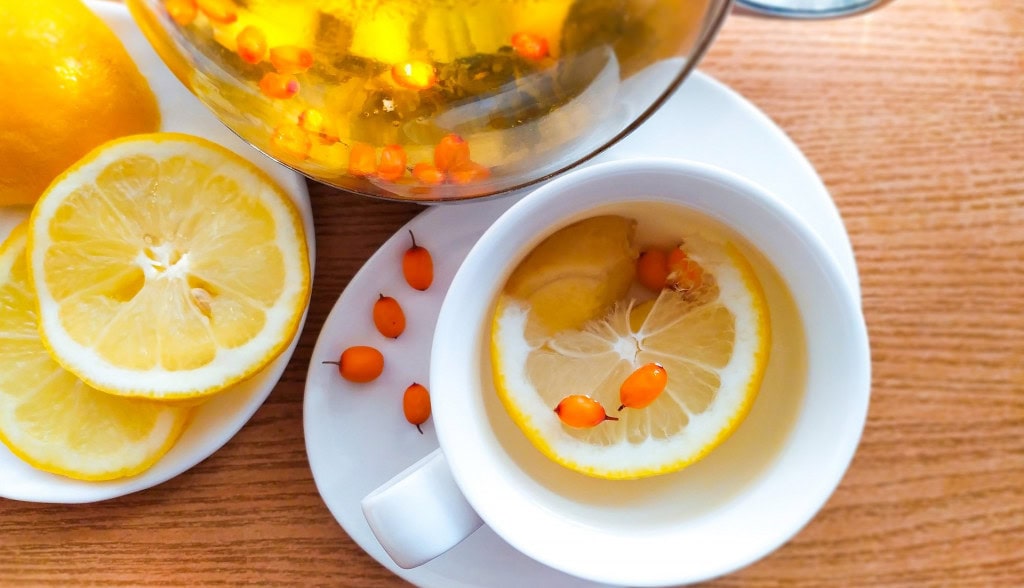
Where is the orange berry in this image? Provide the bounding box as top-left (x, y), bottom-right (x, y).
top-left (403, 383), bottom-right (432, 434)
top-left (236, 26), bottom-right (267, 64)
top-left (412, 162), bottom-right (445, 185)
top-left (348, 142), bottom-right (377, 177)
top-left (270, 45), bottom-right (314, 74)
top-left (554, 395), bottom-right (618, 428)
top-left (667, 247), bottom-right (704, 291)
top-left (449, 161), bottom-right (490, 185)
top-left (434, 133), bottom-right (470, 172)
top-left (636, 248), bottom-right (670, 292)
top-left (324, 346), bottom-right (384, 383)
top-left (402, 231), bottom-right (434, 291)
top-left (373, 294), bottom-right (406, 339)
top-left (683, 264), bottom-right (705, 289)
top-left (259, 72), bottom-right (299, 99)
top-left (511, 32), bottom-right (549, 60)
top-left (270, 123), bottom-right (311, 159)
top-left (377, 144), bottom-right (408, 182)
top-left (667, 248), bottom-right (687, 269)
top-left (196, 0), bottom-right (237, 24)
top-left (391, 61), bottom-right (437, 90)
top-left (164, 0), bottom-right (197, 26)
top-left (618, 363), bottom-right (668, 411)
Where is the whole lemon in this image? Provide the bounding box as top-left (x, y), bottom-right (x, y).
top-left (0, 0), bottom-right (160, 206)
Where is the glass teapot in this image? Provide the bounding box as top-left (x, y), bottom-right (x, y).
top-left (126, 0), bottom-right (883, 202)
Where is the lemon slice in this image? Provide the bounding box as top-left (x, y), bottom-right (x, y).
top-left (505, 215), bottom-right (638, 336)
top-left (492, 232), bottom-right (770, 479)
top-left (0, 224), bottom-right (190, 481)
top-left (27, 133), bottom-right (310, 400)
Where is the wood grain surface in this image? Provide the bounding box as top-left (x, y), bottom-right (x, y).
top-left (2, 0), bottom-right (1022, 585)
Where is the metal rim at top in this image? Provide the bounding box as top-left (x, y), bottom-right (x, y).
top-left (734, 0), bottom-right (894, 19)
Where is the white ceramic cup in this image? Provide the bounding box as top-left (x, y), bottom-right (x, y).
top-left (362, 158), bottom-right (871, 586)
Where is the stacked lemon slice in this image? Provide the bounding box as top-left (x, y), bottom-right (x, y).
top-left (0, 134), bottom-right (309, 480)
top-left (0, 226), bottom-right (189, 480)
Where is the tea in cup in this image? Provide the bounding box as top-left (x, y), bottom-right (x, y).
top-left (363, 158), bottom-right (870, 586)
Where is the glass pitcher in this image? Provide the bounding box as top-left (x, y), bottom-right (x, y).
top-left (126, 0), bottom-right (889, 202)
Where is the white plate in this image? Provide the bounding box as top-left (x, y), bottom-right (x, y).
top-left (0, 1), bottom-right (315, 503)
top-left (304, 70), bottom-right (859, 587)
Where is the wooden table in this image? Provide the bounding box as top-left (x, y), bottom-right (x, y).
top-left (3, 0), bottom-right (1022, 585)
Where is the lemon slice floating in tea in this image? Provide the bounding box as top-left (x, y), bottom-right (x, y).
top-left (491, 220), bottom-right (770, 480)
top-left (0, 225), bottom-right (191, 481)
top-left (27, 133), bottom-right (310, 401)
top-left (503, 215), bottom-right (638, 338)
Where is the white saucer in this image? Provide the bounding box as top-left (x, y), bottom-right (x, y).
top-left (304, 70), bottom-right (859, 587)
top-left (0, 1), bottom-right (315, 503)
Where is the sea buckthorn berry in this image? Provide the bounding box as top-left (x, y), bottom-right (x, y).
top-left (402, 231), bottom-right (433, 291)
top-left (236, 26), bottom-right (267, 64)
top-left (667, 247), bottom-right (704, 291)
top-left (373, 294), bottom-right (406, 339)
top-left (270, 123), bottom-right (311, 159)
top-left (511, 32), bottom-right (549, 60)
top-left (449, 162), bottom-right (491, 184)
top-left (636, 248), bottom-right (670, 292)
top-left (196, 0), bottom-right (237, 24)
top-left (270, 46), bottom-right (314, 75)
top-left (619, 363), bottom-right (668, 411)
top-left (668, 247), bottom-right (686, 267)
top-left (377, 145), bottom-right (408, 182)
top-left (403, 383), bottom-right (432, 434)
top-left (164, 0), bottom-right (198, 26)
top-left (412, 162), bottom-right (445, 185)
top-left (348, 142), bottom-right (377, 177)
top-left (258, 72), bottom-right (299, 99)
top-left (391, 61), bottom-right (437, 90)
top-left (434, 134), bottom-right (470, 172)
top-left (323, 346), bottom-right (384, 383)
top-left (554, 395), bottom-right (618, 428)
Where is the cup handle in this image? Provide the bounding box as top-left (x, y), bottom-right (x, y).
top-left (361, 448), bottom-right (484, 569)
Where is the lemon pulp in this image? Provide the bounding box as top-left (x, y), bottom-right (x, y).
top-left (505, 215), bottom-right (637, 337)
